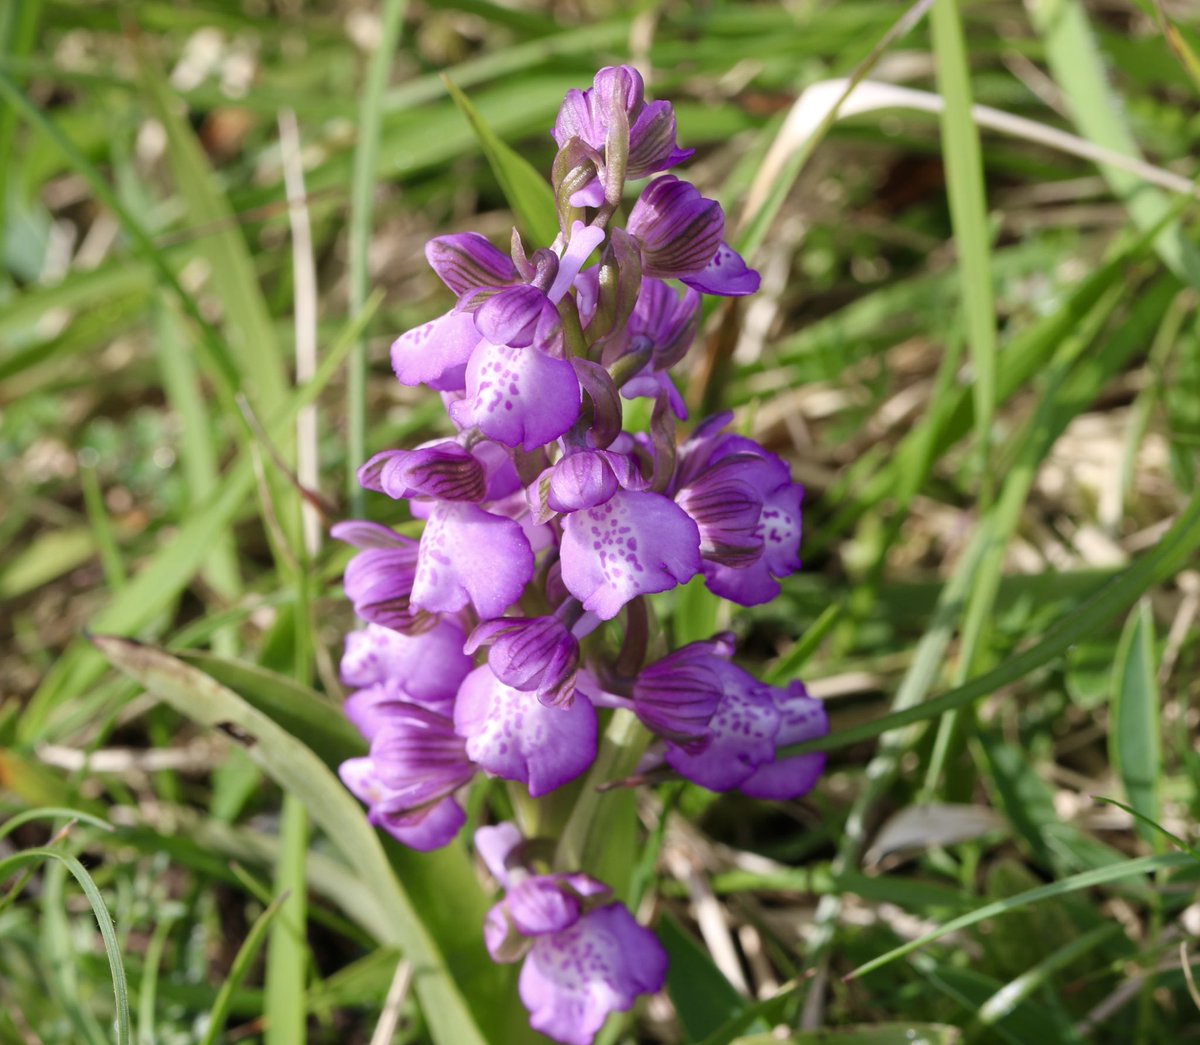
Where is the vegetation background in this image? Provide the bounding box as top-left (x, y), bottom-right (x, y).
top-left (2, 0), bottom-right (1199, 1042)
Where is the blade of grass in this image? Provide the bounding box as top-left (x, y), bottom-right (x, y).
top-left (347, 0), bottom-right (407, 516)
top-left (89, 635), bottom-right (494, 1045)
top-left (442, 73), bottom-right (559, 248)
top-left (202, 891), bottom-right (290, 1045)
top-left (1030, 0), bottom-right (1200, 287)
top-left (264, 798), bottom-right (308, 1045)
top-left (18, 293), bottom-right (380, 742)
top-left (1, 847), bottom-right (131, 1045)
top-left (930, 0), bottom-right (997, 485)
top-left (136, 913), bottom-right (176, 1045)
top-left (781, 486), bottom-right (1200, 756)
top-left (1110, 600), bottom-right (1164, 851)
top-left (134, 40), bottom-right (288, 421)
top-left (846, 851), bottom-right (1193, 980)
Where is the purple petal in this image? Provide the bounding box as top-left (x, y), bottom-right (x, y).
top-left (554, 87), bottom-right (602, 150)
top-left (506, 878), bottom-right (583, 937)
top-left (549, 451), bottom-right (619, 513)
top-left (681, 242), bottom-right (761, 297)
top-left (412, 501), bottom-right (534, 619)
top-left (702, 558), bottom-right (781, 607)
top-left (627, 176), bottom-right (723, 279)
top-left (476, 822), bottom-right (524, 887)
top-left (339, 757), bottom-right (467, 851)
top-left (341, 543), bottom-right (423, 633)
top-left (760, 482), bottom-right (804, 578)
top-left (467, 615), bottom-right (580, 706)
top-left (474, 285), bottom-right (556, 348)
top-left (453, 342), bottom-right (581, 451)
top-left (454, 666), bottom-right (597, 797)
top-left (738, 681), bottom-right (827, 800)
top-left (518, 903), bottom-right (667, 1045)
top-left (664, 666), bottom-right (781, 791)
top-left (391, 309), bottom-right (480, 391)
top-left (425, 233), bottom-right (517, 295)
top-left (331, 519), bottom-right (413, 550)
top-left (569, 179), bottom-right (607, 209)
top-left (547, 223), bottom-right (606, 304)
top-left (627, 100), bottom-right (693, 178)
top-left (341, 620), bottom-right (472, 705)
top-left (560, 490), bottom-right (701, 620)
top-left (358, 443), bottom-right (486, 502)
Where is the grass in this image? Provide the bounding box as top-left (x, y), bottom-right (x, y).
top-left (2, 1), bottom-right (1199, 1043)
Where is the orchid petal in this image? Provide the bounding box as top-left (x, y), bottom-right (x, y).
top-left (412, 501), bottom-right (534, 619)
top-left (391, 309), bottom-right (480, 391)
top-left (454, 666), bottom-right (597, 797)
top-left (681, 241), bottom-right (761, 297)
top-left (560, 490), bottom-right (701, 620)
top-left (454, 342), bottom-right (581, 451)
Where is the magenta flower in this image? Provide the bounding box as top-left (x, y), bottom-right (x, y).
top-left (626, 176), bottom-right (759, 297)
top-left (454, 666), bottom-right (597, 796)
top-left (553, 65), bottom-right (693, 208)
top-left (477, 823), bottom-right (667, 1045)
top-left (560, 489), bottom-right (702, 620)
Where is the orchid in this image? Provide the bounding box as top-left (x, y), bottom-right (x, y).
top-left (334, 64), bottom-right (827, 1044)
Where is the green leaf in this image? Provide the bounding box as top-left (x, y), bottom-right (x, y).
top-left (779, 487), bottom-right (1200, 756)
top-left (0, 848), bottom-right (131, 1045)
top-left (1110, 599), bottom-right (1163, 849)
top-left (734, 1027), bottom-right (962, 1045)
top-left (846, 851), bottom-right (1193, 980)
top-left (442, 73), bottom-right (559, 247)
top-left (930, 0), bottom-right (996, 474)
top-left (89, 635), bottom-right (491, 1045)
top-left (660, 911), bottom-right (753, 1041)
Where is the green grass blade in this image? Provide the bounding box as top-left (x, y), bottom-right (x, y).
top-left (930, 0), bottom-right (997, 477)
top-left (781, 487), bottom-right (1200, 756)
top-left (134, 44), bottom-right (288, 420)
top-left (89, 635), bottom-right (492, 1045)
top-left (0, 847), bottom-right (131, 1045)
top-left (347, 0), bottom-right (407, 515)
top-left (203, 891), bottom-right (289, 1045)
top-left (0, 807), bottom-right (112, 842)
top-left (18, 294), bottom-right (379, 741)
top-left (136, 914), bottom-right (176, 1045)
top-left (442, 73), bottom-right (559, 248)
top-left (846, 851), bottom-right (1192, 980)
top-left (1110, 600), bottom-right (1164, 850)
top-left (1030, 0), bottom-right (1200, 286)
top-left (264, 796), bottom-right (309, 1045)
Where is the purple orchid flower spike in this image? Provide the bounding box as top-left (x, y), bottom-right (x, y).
top-left (553, 65), bottom-right (694, 209)
top-left (627, 176), bottom-right (759, 297)
top-left (476, 823), bottom-right (668, 1045)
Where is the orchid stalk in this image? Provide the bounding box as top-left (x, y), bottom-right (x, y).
top-left (334, 66), bottom-right (828, 1044)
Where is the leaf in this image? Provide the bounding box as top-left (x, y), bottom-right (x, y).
top-left (660, 911), bottom-right (753, 1041)
top-left (863, 803), bottom-right (1004, 866)
top-left (90, 635), bottom-right (491, 1045)
top-left (778, 487), bottom-right (1200, 756)
top-left (845, 850), bottom-right (1193, 980)
top-left (734, 1026), bottom-right (962, 1045)
top-left (442, 73), bottom-right (559, 247)
top-left (0, 848), bottom-right (131, 1045)
top-left (1109, 600), bottom-right (1164, 849)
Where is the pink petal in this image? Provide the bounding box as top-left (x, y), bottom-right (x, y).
top-left (453, 342), bottom-right (581, 451)
top-left (391, 309), bottom-right (480, 390)
top-left (560, 490), bottom-right (701, 620)
top-left (411, 502), bottom-right (534, 619)
top-left (453, 666), bottom-right (597, 797)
